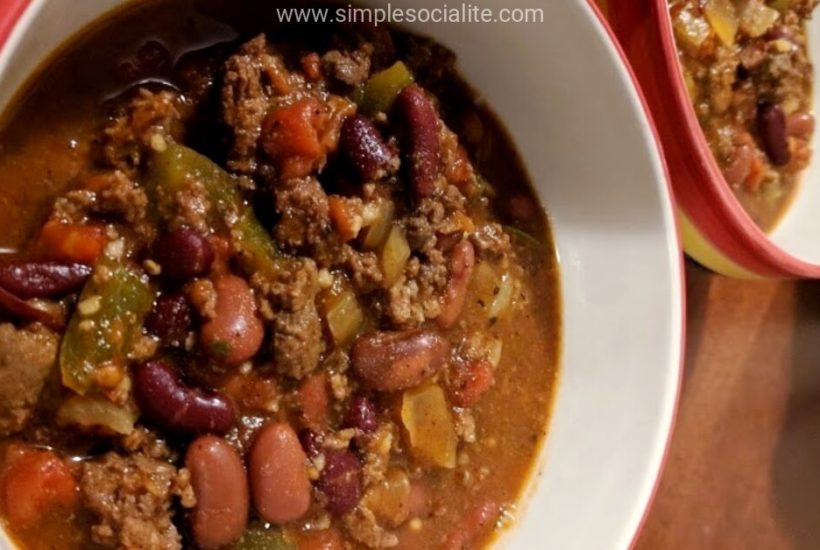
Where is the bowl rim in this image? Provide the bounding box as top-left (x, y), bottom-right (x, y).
top-left (647, 0), bottom-right (820, 277)
top-left (585, 2), bottom-right (686, 547)
top-left (0, 0), bottom-right (687, 547)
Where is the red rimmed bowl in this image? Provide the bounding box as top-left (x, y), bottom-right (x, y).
top-left (610, 0), bottom-right (820, 279)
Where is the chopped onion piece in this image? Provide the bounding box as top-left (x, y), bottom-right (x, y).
top-left (739, 0), bottom-right (779, 38)
top-left (324, 287), bottom-right (364, 346)
top-left (380, 225), bottom-right (411, 287)
top-left (400, 384), bottom-right (457, 469)
top-left (487, 272), bottom-right (515, 320)
top-left (56, 395), bottom-right (137, 435)
top-left (704, 0), bottom-right (739, 46)
top-left (363, 200), bottom-right (395, 249)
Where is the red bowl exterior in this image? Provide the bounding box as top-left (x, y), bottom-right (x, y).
top-left (0, 0), bottom-right (29, 51)
top-left (609, 0), bottom-right (820, 278)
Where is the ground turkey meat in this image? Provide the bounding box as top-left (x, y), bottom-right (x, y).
top-left (0, 323), bottom-right (58, 436)
top-left (81, 449), bottom-right (193, 550)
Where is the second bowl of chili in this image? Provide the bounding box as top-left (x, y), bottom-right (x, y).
top-left (610, 0), bottom-right (820, 278)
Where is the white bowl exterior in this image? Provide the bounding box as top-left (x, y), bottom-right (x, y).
top-left (769, 20), bottom-right (820, 262)
top-left (0, 2), bottom-right (684, 549)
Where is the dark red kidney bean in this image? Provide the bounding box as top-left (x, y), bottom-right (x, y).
top-left (317, 449), bottom-right (363, 516)
top-left (185, 435), bottom-right (249, 549)
top-left (200, 275), bottom-right (264, 366)
top-left (249, 422), bottom-right (312, 524)
top-left (0, 262), bottom-right (91, 299)
top-left (298, 428), bottom-right (323, 458)
top-left (133, 359), bottom-right (235, 435)
top-left (351, 330), bottom-right (449, 392)
top-left (340, 115), bottom-right (396, 181)
top-left (757, 102), bottom-right (790, 166)
top-left (342, 395), bottom-right (378, 435)
top-left (396, 85), bottom-right (441, 198)
top-left (153, 228), bottom-right (214, 280)
top-left (438, 240), bottom-right (476, 329)
top-left (0, 285), bottom-right (64, 329)
top-left (145, 294), bottom-right (192, 346)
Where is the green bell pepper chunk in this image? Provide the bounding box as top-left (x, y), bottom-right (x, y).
top-left (356, 61), bottom-right (414, 115)
top-left (235, 526), bottom-right (296, 550)
top-left (147, 143), bottom-right (279, 278)
top-left (60, 250), bottom-right (154, 395)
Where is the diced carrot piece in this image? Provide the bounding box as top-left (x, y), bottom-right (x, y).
top-left (299, 373), bottom-right (329, 429)
top-left (37, 220), bottom-right (108, 265)
top-left (0, 445), bottom-right (78, 528)
top-left (328, 196), bottom-right (362, 242)
top-left (298, 527), bottom-right (345, 550)
top-left (261, 98), bottom-right (327, 178)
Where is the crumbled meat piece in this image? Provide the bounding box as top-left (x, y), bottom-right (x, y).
top-left (104, 89), bottom-right (187, 173)
top-left (405, 187), bottom-right (467, 253)
top-left (323, 349), bottom-right (353, 400)
top-left (81, 449), bottom-right (193, 550)
top-left (255, 258), bottom-right (324, 379)
top-left (52, 190), bottom-right (97, 224)
top-left (186, 279), bottom-right (217, 320)
top-left (170, 177), bottom-right (213, 234)
top-left (120, 427), bottom-right (175, 460)
top-left (321, 45), bottom-right (374, 87)
top-left (0, 323), bottom-right (58, 436)
top-left (383, 256), bottom-right (447, 329)
top-left (470, 223), bottom-right (512, 261)
top-left (221, 35), bottom-right (294, 173)
top-left (52, 171), bottom-right (149, 234)
top-left (254, 258), bottom-right (320, 311)
top-left (339, 245), bottom-right (383, 292)
top-left (361, 422), bottom-right (394, 488)
top-left (274, 177), bottom-right (335, 258)
top-left (344, 504), bottom-right (399, 548)
top-left (96, 171), bottom-right (149, 225)
top-left (273, 305), bottom-right (324, 379)
top-left (453, 408), bottom-right (477, 444)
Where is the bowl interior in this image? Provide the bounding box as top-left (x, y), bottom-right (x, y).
top-left (0, 1), bottom-right (683, 549)
top-left (767, 19), bottom-right (820, 263)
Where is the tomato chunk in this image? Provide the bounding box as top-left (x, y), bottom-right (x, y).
top-left (0, 445), bottom-right (78, 528)
top-left (261, 98), bottom-right (327, 178)
top-left (37, 220), bottom-right (108, 265)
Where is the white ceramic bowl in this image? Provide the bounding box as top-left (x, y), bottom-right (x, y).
top-left (0, 1), bottom-right (684, 548)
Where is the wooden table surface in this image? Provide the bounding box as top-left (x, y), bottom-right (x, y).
top-left (634, 263), bottom-right (820, 549)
